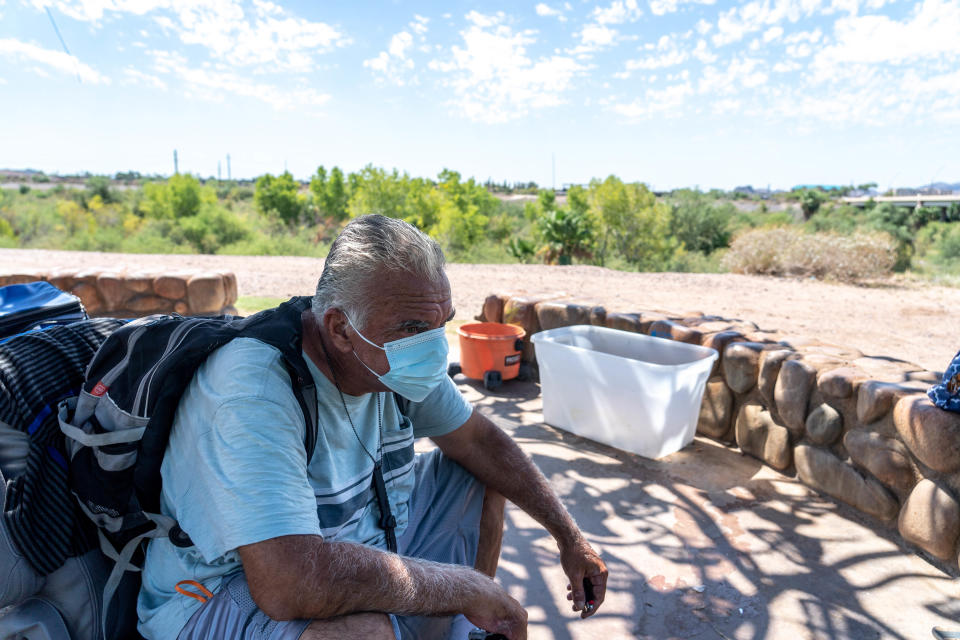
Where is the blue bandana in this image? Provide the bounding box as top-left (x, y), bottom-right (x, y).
top-left (929, 349), bottom-right (960, 413)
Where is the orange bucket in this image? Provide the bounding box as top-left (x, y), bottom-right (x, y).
top-left (457, 323), bottom-right (526, 381)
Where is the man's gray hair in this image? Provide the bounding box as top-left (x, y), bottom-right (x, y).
top-left (313, 214), bottom-right (446, 330)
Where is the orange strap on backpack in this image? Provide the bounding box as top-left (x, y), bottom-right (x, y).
top-left (175, 580), bottom-right (215, 605)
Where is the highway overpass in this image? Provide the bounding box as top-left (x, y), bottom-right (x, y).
top-left (841, 194), bottom-right (960, 208)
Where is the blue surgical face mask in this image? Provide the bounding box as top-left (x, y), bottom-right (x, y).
top-left (346, 315), bottom-right (449, 402)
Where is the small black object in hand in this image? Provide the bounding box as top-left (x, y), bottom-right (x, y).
top-left (468, 629), bottom-right (508, 640)
top-left (583, 577), bottom-right (596, 614)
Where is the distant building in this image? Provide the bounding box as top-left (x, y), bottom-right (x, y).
top-left (0, 169), bottom-right (42, 179)
top-left (733, 185), bottom-right (773, 198)
top-left (791, 184), bottom-right (845, 192)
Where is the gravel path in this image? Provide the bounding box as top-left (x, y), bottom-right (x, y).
top-left (1, 249), bottom-right (957, 372)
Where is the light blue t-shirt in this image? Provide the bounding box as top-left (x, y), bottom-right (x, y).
top-left (137, 337), bottom-right (473, 640)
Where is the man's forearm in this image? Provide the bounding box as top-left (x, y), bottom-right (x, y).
top-left (241, 534), bottom-right (502, 621)
top-left (442, 414), bottom-right (584, 549)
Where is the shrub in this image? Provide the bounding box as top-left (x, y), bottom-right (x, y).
top-left (140, 174), bottom-right (214, 219)
top-left (537, 208), bottom-right (594, 265)
top-left (669, 190), bottom-right (734, 254)
top-left (255, 172), bottom-right (305, 226)
top-left (176, 206), bottom-right (250, 254)
top-left (799, 189), bottom-right (825, 219)
top-left (668, 249), bottom-right (726, 273)
top-left (86, 176), bottom-right (116, 204)
top-left (724, 227), bottom-right (897, 281)
top-left (938, 225), bottom-right (960, 261)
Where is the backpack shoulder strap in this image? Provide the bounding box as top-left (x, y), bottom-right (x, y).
top-left (235, 296), bottom-right (318, 463)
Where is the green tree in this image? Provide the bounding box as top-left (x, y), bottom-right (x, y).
top-left (566, 185), bottom-right (589, 216)
top-left (537, 189), bottom-right (557, 213)
top-left (434, 169), bottom-right (493, 250)
top-left (346, 166), bottom-right (413, 221)
top-left (588, 176), bottom-right (676, 269)
top-left (507, 237), bottom-right (536, 263)
top-left (669, 190), bottom-right (734, 254)
top-left (85, 176), bottom-right (116, 204)
top-left (537, 208), bottom-right (594, 265)
top-left (799, 189), bottom-right (825, 220)
top-left (255, 172), bottom-right (304, 226)
top-left (177, 206), bottom-right (250, 254)
top-left (865, 203), bottom-right (915, 270)
top-left (325, 167), bottom-right (349, 221)
top-left (308, 165), bottom-right (328, 221)
top-left (140, 174), bottom-right (213, 219)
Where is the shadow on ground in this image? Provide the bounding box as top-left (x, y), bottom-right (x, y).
top-left (451, 376), bottom-right (960, 640)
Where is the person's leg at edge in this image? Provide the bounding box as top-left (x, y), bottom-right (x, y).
top-left (474, 488), bottom-right (506, 578)
top-left (300, 613), bottom-right (397, 639)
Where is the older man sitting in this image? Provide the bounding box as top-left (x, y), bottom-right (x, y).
top-left (137, 214), bottom-right (607, 640)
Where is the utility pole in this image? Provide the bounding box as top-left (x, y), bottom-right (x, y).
top-left (218, 160), bottom-right (221, 182)
top-left (551, 152), bottom-right (556, 191)
top-left (173, 149), bottom-right (179, 175)
top-left (227, 154), bottom-right (231, 181)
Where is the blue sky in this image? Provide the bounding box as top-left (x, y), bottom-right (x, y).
top-left (0, 0), bottom-right (958, 190)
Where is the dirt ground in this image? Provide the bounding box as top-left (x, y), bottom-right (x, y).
top-left (1, 249), bottom-right (957, 373)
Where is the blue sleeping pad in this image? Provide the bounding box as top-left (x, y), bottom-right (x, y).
top-left (0, 281), bottom-right (87, 341)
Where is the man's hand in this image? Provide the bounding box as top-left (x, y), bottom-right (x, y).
top-left (434, 410), bottom-right (610, 623)
top-left (461, 581), bottom-right (528, 640)
top-left (561, 538), bottom-right (608, 619)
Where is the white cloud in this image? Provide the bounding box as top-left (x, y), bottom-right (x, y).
top-left (593, 0), bottom-right (642, 24)
top-left (535, 2), bottom-right (567, 20)
top-left (612, 82), bottom-right (694, 119)
top-left (621, 34), bottom-right (688, 72)
top-left (773, 60), bottom-right (801, 72)
top-left (786, 41), bottom-right (814, 58)
top-left (568, 0), bottom-right (644, 55)
top-left (763, 26), bottom-right (784, 42)
top-left (464, 9), bottom-right (502, 28)
top-left (0, 37), bottom-right (109, 83)
top-left (784, 28), bottom-right (823, 44)
top-left (388, 31), bottom-right (413, 58)
top-left (712, 97), bottom-right (742, 114)
top-left (699, 57), bottom-right (768, 94)
top-left (695, 18), bottom-right (712, 34)
top-left (364, 15), bottom-right (431, 86)
top-left (692, 38), bottom-right (717, 63)
top-left (411, 14), bottom-right (429, 35)
top-left (815, 0), bottom-right (960, 65)
top-left (649, 0), bottom-right (717, 17)
top-left (429, 12), bottom-right (583, 123)
top-left (580, 23), bottom-right (618, 47)
top-left (122, 67), bottom-right (167, 90)
top-left (148, 48), bottom-right (329, 110)
top-left (0, 77), bottom-right (6, 85)
top-left (30, 1), bottom-right (350, 73)
top-left (759, 0), bottom-right (960, 127)
top-left (711, 0), bottom-right (821, 47)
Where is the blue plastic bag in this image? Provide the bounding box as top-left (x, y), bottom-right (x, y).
top-left (0, 281), bottom-right (87, 341)
top-left (928, 349), bottom-right (960, 413)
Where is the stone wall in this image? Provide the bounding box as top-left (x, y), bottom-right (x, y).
top-left (0, 268), bottom-right (238, 317)
top-left (480, 292), bottom-right (959, 572)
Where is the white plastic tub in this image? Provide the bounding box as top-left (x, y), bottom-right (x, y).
top-left (531, 325), bottom-right (718, 459)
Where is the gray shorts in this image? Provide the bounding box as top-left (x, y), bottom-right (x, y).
top-left (177, 449), bottom-right (486, 640)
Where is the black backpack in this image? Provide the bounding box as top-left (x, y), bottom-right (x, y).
top-left (56, 296), bottom-right (319, 638)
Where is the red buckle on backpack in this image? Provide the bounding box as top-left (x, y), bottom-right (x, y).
top-left (91, 382), bottom-right (108, 397)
